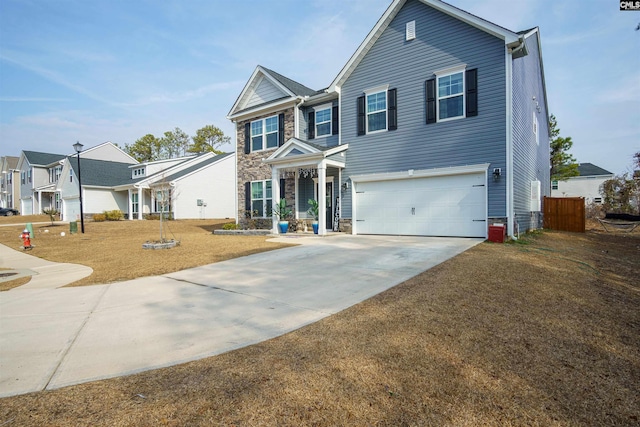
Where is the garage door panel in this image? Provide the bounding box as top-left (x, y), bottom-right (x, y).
top-left (355, 172), bottom-right (487, 238)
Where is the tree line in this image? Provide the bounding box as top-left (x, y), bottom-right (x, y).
top-left (123, 125), bottom-right (230, 162)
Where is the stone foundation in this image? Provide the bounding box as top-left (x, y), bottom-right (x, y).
top-left (339, 218), bottom-right (352, 234)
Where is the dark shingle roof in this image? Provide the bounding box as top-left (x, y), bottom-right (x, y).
top-left (68, 157), bottom-right (134, 187)
top-left (577, 163), bottom-right (613, 176)
top-left (262, 67), bottom-right (320, 97)
top-left (161, 153), bottom-right (233, 183)
top-left (23, 151), bottom-right (66, 166)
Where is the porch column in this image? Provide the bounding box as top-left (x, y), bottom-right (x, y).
top-left (318, 161), bottom-right (327, 236)
top-left (37, 191), bottom-right (42, 214)
top-left (294, 169), bottom-right (299, 220)
top-left (272, 166), bottom-right (280, 234)
top-left (137, 187), bottom-right (143, 220)
top-left (128, 189), bottom-right (133, 220)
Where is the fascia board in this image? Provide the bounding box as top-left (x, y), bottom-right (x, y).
top-left (227, 97), bottom-right (298, 121)
top-left (228, 66), bottom-right (297, 118)
top-left (351, 163), bottom-right (490, 183)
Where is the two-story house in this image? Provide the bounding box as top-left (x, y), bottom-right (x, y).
top-left (551, 163), bottom-right (614, 205)
top-left (0, 156), bottom-right (20, 210)
top-left (228, 0), bottom-right (550, 238)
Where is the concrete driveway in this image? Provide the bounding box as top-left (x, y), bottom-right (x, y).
top-left (0, 234), bottom-right (482, 397)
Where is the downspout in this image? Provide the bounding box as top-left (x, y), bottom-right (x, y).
top-left (294, 95), bottom-right (308, 139)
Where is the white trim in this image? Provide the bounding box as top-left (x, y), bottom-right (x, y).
top-left (228, 66), bottom-right (297, 117)
top-left (250, 114), bottom-right (280, 152)
top-left (505, 45), bottom-right (514, 237)
top-left (364, 84), bottom-right (389, 95)
top-left (350, 163), bottom-right (490, 183)
top-left (435, 67), bottom-right (466, 122)
top-left (227, 97), bottom-right (298, 121)
top-left (365, 88), bottom-right (388, 133)
top-left (433, 64), bottom-right (467, 76)
top-left (313, 104), bottom-right (333, 138)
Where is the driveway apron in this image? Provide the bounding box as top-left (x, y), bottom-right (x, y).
top-left (0, 234), bottom-right (482, 397)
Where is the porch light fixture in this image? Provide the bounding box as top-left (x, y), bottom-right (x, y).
top-left (73, 141), bottom-right (85, 233)
top-left (342, 181), bottom-right (349, 191)
top-left (493, 168), bottom-right (501, 181)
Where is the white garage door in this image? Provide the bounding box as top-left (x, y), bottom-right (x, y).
top-left (21, 199), bottom-right (33, 215)
top-left (355, 173), bottom-right (487, 237)
top-left (63, 199), bottom-right (80, 222)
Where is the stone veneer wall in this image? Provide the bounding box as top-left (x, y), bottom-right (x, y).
top-left (236, 107), bottom-right (295, 229)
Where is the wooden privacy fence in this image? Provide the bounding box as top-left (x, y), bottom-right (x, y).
top-left (543, 197), bottom-right (585, 232)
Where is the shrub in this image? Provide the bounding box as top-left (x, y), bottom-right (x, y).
top-left (104, 210), bottom-right (124, 221)
top-left (143, 212), bottom-right (174, 220)
top-left (93, 213), bottom-right (106, 222)
top-left (222, 223), bottom-right (238, 230)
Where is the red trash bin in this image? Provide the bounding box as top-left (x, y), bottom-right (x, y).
top-left (488, 224), bottom-right (506, 243)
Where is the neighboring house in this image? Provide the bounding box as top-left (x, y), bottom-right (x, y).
top-left (228, 0), bottom-right (550, 238)
top-left (17, 142), bottom-right (137, 216)
top-left (113, 152), bottom-right (236, 220)
top-left (0, 156), bottom-right (20, 210)
top-left (551, 163), bottom-right (614, 204)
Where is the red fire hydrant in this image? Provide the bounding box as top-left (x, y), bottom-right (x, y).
top-left (20, 229), bottom-right (32, 250)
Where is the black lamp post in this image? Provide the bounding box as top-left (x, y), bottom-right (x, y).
top-left (73, 141), bottom-right (85, 233)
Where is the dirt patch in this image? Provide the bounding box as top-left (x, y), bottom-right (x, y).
top-left (0, 229), bottom-right (638, 426)
top-left (0, 219), bottom-right (292, 287)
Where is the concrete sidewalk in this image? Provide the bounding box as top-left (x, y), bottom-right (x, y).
top-left (0, 234), bottom-right (482, 397)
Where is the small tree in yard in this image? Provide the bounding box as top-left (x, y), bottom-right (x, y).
top-left (42, 208), bottom-right (59, 225)
top-left (549, 114), bottom-right (579, 181)
top-left (600, 152), bottom-right (640, 215)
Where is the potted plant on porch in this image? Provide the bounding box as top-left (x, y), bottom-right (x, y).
top-left (307, 198), bottom-right (319, 234)
top-left (273, 199), bottom-right (293, 234)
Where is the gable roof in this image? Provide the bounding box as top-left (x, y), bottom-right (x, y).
top-left (68, 157), bottom-right (135, 187)
top-left (160, 153), bottom-right (233, 183)
top-left (577, 163), bottom-right (613, 177)
top-left (23, 151), bottom-right (66, 167)
top-left (228, 65), bottom-right (320, 119)
top-left (328, 0), bottom-right (522, 91)
top-left (1, 156), bottom-right (19, 170)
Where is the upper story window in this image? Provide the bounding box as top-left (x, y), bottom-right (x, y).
top-left (132, 167), bottom-right (146, 178)
top-left (27, 170), bottom-right (32, 183)
top-left (70, 169), bottom-right (73, 183)
top-left (367, 91), bottom-right (387, 132)
top-left (551, 180), bottom-right (558, 190)
top-left (315, 105), bottom-right (332, 138)
top-left (50, 166), bottom-right (62, 183)
top-left (251, 115), bottom-right (278, 151)
top-left (21, 172), bottom-right (25, 184)
top-left (437, 70), bottom-right (464, 120)
top-left (7, 173), bottom-right (11, 184)
top-left (357, 85), bottom-right (397, 136)
top-left (426, 66), bottom-right (477, 124)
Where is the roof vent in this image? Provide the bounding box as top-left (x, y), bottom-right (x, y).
top-left (406, 21), bottom-right (416, 41)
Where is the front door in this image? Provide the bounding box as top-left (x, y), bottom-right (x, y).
top-left (325, 182), bottom-right (333, 229)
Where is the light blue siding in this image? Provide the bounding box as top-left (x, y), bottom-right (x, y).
top-left (340, 0), bottom-right (507, 218)
top-left (511, 32), bottom-right (550, 232)
top-left (245, 77), bottom-right (285, 109)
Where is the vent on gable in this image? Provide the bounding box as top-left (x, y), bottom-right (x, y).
top-left (406, 20), bottom-right (416, 41)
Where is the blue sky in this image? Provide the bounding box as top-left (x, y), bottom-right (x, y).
top-left (1, 0), bottom-right (638, 175)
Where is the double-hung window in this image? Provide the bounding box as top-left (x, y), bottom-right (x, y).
top-left (251, 180), bottom-right (272, 217)
top-left (366, 90), bottom-right (387, 133)
top-left (437, 70), bottom-right (464, 120)
top-left (131, 193), bottom-right (139, 215)
top-left (315, 106), bottom-right (332, 137)
top-left (251, 116), bottom-right (278, 151)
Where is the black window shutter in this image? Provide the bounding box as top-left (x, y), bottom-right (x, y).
top-left (388, 88), bottom-right (397, 131)
top-left (280, 178), bottom-right (286, 199)
top-left (308, 111), bottom-right (315, 139)
top-left (357, 95), bottom-right (366, 135)
top-left (466, 68), bottom-right (478, 117)
top-left (332, 105), bottom-right (339, 135)
top-left (244, 123), bottom-right (251, 154)
top-left (278, 113), bottom-right (285, 146)
top-left (426, 79), bottom-right (436, 124)
top-left (245, 181), bottom-right (251, 212)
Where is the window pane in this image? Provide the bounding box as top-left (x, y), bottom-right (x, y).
top-left (251, 121), bottom-right (262, 137)
top-left (368, 111), bottom-right (386, 132)
top-left (316, 108), bottom-right (331, 123)
top-left (367, 92), bottom-right (386, 113)
top-left (266, 132), bottom-right (278, 148)
top-left (265, 198), bottom-right (272, 217)
top-left (252, 136), bottom-right (262, 151)
top-left (265, 116), bottom-right (278, 133)
top-left (439, 95), bottom-right (463, 119)
top-left (317, 122), bottom-right (331, 136)
top-left (251, 181), bottom-right (263, 199)
top-left (252, 200), bottom-right (263, 217)
top-left (265, 181), bottom-right (272, 198)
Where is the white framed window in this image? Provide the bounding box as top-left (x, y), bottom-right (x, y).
top-left (21, 172), bottom-right (25, 184)
top-left (594, 197), bottom-right (602, 204)
top-left (533, 112), bottom-right (539, 145)
top-left (27, 170), bottom-right (32, 183)
top-left (365, 85), bottom-right (388, 133)
top-left (251, 115), bottom-right (278, 151)
top-left (551, 180), bottom-right (558, 190)
top-left (131, 193), bottom-right (139, 215)
top-left (436, 66), bottom-right (465, 121)
top-left (154, 189), bottom-right (171, 213)
top-left (314, 104), bottom-right (332, 138)
top-left (251, 180), bottom-right (272, 218)
top-left (70, 169), bottom-right (73, 183)
top-left (133, 167), bottom-right (145, 178)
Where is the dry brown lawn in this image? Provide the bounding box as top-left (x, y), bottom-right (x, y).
top-left (0, 216), bottom-right (292, 287)
top-left (0, 218), bottom-right (638, 426)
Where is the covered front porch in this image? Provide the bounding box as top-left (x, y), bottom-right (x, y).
top-left (263, 139), bottom-right (348, 236)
